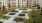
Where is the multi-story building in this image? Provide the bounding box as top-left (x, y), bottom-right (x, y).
top-left (28, 0), bottom-right (36, 7)
top-left (0, 0), bottom-right (4, 10)
top-left (0, 0), bottom-right (8, 10)
top-left (0, 0), bottom-right (37, 10)
top-left (18, 0), bottom-right (28, 7)
top-left (7, 0), bottom-right (28, 8)
top-left (36, 0), bottom-right (42, 8)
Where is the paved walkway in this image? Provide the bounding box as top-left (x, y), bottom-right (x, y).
top-left (4, 10), bottom-right (23, 23)
top-left (0, 8), bottom-right (32, 23)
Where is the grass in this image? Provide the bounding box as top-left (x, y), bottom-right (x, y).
top-left (22, 19), bottom-right (29, 23)
top-left (23, 6), bottom-right (37, 9)
top-left (14, 17), bottom-right (24, 22)
top-left (22, 11), bottom-right (31, 13)
top-left (0, 11), bottom-right (10, 20)
top-left (1, 16), bottom-right (10, 20)
top-left (31, 6), bottom-right (37, 9)
top-left (23, 6), bottom-right (30, 8)
top-left (0, 11), bottom-right (3, 18)
top-left (14, 17), bottom-right (29, 23)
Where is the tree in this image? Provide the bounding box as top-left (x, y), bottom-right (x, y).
top-left (29, 7), bottom-right (40, 23)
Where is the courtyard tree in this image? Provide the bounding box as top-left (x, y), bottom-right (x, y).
top-left (29, 7), bottom-right (40, 23)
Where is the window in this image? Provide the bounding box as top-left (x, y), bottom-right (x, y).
top-left (0, 2), bottom-right (2, 6)
top-left (12, 2), bottom-right (16, 4)
top-left (18, 5), bottom-right (19, 7)
top-left (12, 2), bottom-right (14, 4)
top-left (22, 5), bottom-right (24, 6)
top-left (24, 0), bottom-right (25, 1)
top-left (8, 3), bottom-right (10, 8)
top-left (8, 0), bottom-right (10, 1)
top-left (22, 0), bottom-right (25, 1)
top-left (0, 7), bottom-right (1, 10)
top-left (0, 2), bottom-right (2, 3)
top-left (0, 0), bottom-right (2, 1)
top-left (12, 0), bottom-right (16, 1)
top-left (18, 5), bottom-right (21, 7)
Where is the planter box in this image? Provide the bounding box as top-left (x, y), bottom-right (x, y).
top-left (1, 16), bottom-right (10, 20)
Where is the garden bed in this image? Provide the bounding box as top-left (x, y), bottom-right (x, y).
top-left (9, 12), bottom-right (16, 15)
top-left (12, 10), bottom-right (19, 12)
top-left (18, 14), bottom-right (25, 16)
top-left (13, 17), bottom-right (29, 23)
top-left (14, 17), bottom-right (24, 22)
top-left (22, 11), bottom-right (29, 14)
top-left (1, 16), bottom-right (10, 20)
top-left (19, 8), bottom-right (27, 10)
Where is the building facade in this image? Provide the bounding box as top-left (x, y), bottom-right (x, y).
top-left (28, 0), bottom-right (36, 7)
top-left (0, 0), bottom-right (37, 10)
top-left (0, 0), bottom-right (4, 10)
top-left (36, 0), bottom-right (42, 8)
top-left (0, 0), bottom-right (8, 10)
top-left (7, 0), bottom-right (28, 8)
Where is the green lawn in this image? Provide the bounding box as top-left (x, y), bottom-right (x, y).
top-left (14, 17), bottom-right (24, 22)
top-left (0, 11), bottom-right (10, 20)
top-left (0, 11), bottom-right (3, 18)
top-left (23, 6), bottom-right (36, 8)
top-left (14, 17), bottom-right (29, 23)
top-left (23, 6), bottom-right (30, 8)
top-left (1, 16), bottom-right (10, 20)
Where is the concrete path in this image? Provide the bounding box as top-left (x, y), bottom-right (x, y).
top-left (0, 8), bottom-right (31, 23)
top-left (3, 10), bottom-right (23, 23)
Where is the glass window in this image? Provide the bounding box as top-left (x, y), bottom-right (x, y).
top-left (0, 7), bottom-right (1, 10)
top-left (12, 0), bottom-right (16, 1)
top-left (8, 0), bottom-right (10, 1)
top-left (0, 2), bottom-right (2, 3)
top-left (24, 0), bottom-right (25, 1)
top-left (8, 3), bottom-right (10, 8)
top-left (0, 2), bottom-right (2, 6)
top-left (0, 0), bottom-right (2, 1)
top-left (22, 0), bottom-right (25, 1)
top-left (12, 2), bottom-right (16, 4)
top-left (12, 2), bottom-right (14, 4)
